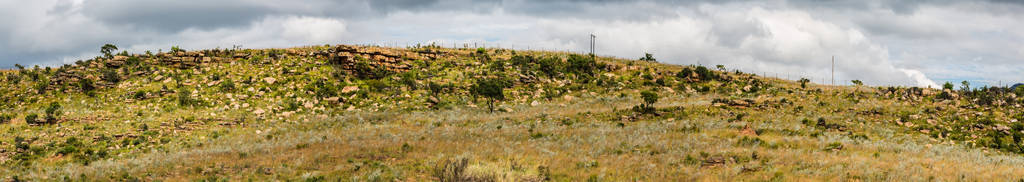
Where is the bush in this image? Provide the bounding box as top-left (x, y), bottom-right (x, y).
top-left (45, 102), bottom-right (61, 123)
top-left (567, 54), bottom-right (597, 77)
top-left (177, 88), bottom-right (197, 107)
top-left (219, 79), bottom-right (236, 92)
top-left (943, 82), bottom-right (954, 90)
top-left (25, 113), bottom-right (39, 125)
top-left (33, 78), bottom-right (49, 94)
top-left (0, 114), bottom-right (12, 124)
top-left (398, 71), bottom-right (418, 89)
top-left (101, 69), bottom-right (120, 83)
top-left (5, 73), bottom-right (20, 84)
top-left (537, 57), bottom-right (565, 78)
top-left (352, 57), bottom-right (393, 80)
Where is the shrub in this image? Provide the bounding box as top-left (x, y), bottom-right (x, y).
top-left (219, 79), bottom-right (236, 92)
top-left (45, 102), bottom-right (61, 123)
top-left (352, 57), bottom-right (393, 80)
top-left (25, 113), bottom-right (39, 125)
top-left (567, 54), bottom-right (597, 77)
top-left (472, 77), bottom-right (511, 113)
top-left (5, 73), bottom-right (20, 84)
top-left (33, 78), bottom-right (49, 94)
top-left (537, 57), bottom-right (565, 78)
top-left (943, 82), bottom-right (954, 90)
top-left (398, 71), bottom-right (418, 89)
top-left (0, 114), bottom-right (12, 124)
top-left (177, 88), bottom-right (197, 107)
top-left (693, 66), bottom-right (716, 81)
top-left (78, 78), bottom-right (96, 96)
top-left (101, 69), bottom-right (120, 83)
top-left (433, 157), bottom-right (492, 182)
top-left (799, 78), bottom-right (811, 89)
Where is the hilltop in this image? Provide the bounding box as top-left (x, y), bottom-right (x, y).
top-left (1, 44), bottom-right (1024, 181)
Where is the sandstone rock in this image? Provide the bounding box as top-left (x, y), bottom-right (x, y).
top-left (341, 86), bottom-right (359, 93)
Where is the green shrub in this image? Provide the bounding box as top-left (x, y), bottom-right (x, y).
top-left (33, 78), bottom-right (49, 94)
top-left (177, 88), bottom-right (197, 107)
top-left (25, 113), bottom-right (39, 125)
top-left (101, 69), bottom-right (120, 83)
top-left (943, 82), bottom-right (954, 90)
top-left (0, 114), bottom-right (13, 124)
top-left (537, 57), bottom-right (565, 78)
top-left (219, 79), bottom-right (236, 92)
top-left (45, 102), bottom-right (61, 123)
top-left (352, 57), bottom-right (393, 80)
top-left (5, 73), bottom-right (20, 84)
top-left (567, 54), bottom-right (597, 77)
top-left (398, 71), bottom-right (418, 89)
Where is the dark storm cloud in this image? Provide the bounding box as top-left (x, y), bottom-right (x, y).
top-left (80, 0), bottom-right (275, 32)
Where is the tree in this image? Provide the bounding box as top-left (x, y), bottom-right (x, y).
top-left (851, 80), bottom-right (863, 95)
top-left (943, 82), bottom-right (954, 90)
top-left (639, 52), bottom-right (656, 62)
top-left (961, 81), bottom-right (971, 92)
top-left (798, 78), bottom-right (811, 89)
top-left (471, 77), bottom-right (510, 113)
top-left (101, 44), bottom-right (118, 59)
top-left (635, 90), bottom-right (659, 114)
top-left (716, 65), bottom-right (726, 71)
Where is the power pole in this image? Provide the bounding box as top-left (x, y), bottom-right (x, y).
top-left (831, 56), bottom-right (835, 86)
top-left (590, 34), bottom-right (596, 61)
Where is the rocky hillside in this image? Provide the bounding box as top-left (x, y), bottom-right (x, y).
top-left (1, 44), bottom-right (1024, 181)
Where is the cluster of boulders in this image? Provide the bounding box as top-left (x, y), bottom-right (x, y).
top-left (315, 45), bottom-right (452, 74)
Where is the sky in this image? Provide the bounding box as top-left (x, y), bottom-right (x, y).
top-left (2, 0), bottom-right (1023, 87)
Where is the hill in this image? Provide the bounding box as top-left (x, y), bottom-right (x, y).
top-left (2, 44), bottom-right (1024, 181)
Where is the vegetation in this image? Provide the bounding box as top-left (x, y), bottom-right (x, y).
top-left (0, 44), bottom-right (1023, 181)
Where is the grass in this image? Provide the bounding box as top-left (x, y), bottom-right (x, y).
top-left (1, 44), bottom-right (1023, 180)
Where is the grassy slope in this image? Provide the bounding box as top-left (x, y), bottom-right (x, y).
top-left (1, 45), bottom-right (1023, 181)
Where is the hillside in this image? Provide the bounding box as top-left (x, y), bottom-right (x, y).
top-left (2, 44), bottom-right (1024, 181)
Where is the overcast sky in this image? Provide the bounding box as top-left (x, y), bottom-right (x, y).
top-left (2, 0), bottom-right (1023, 87)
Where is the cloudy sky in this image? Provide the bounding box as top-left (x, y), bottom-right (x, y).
top-left (2, 0), bottom-right (1023, 87)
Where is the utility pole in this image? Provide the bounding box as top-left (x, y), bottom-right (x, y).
top-left (831, 56), bottom-right (835, 86)
top-left (590, 34), bottom-right (596, 61)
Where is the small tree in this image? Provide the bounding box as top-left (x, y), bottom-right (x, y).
top-left (851, 80), bottom-right (863, 90)
top-left (639, 52), bottom-right (656, 62)
top-left (961, 80), bottom-right (971, 92)
top-left (101, 44), bottom-right (118, 59)
top-left (798, 78), bottom-right (811, 89)
top-left (471, 77), bottom-right (510, 113)
top-left (716, 65), bottom-right (726, 71)
top-left (942, 82), bottom-right (954, 90)
top-left (634, 90), bottom-right (659, 114)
